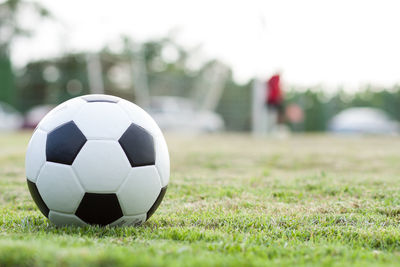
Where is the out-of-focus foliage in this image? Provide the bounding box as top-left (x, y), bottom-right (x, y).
top-left (0, 0), bottom-right (50, 53)
top-left (17, 54), bottom-right (90, 110)
top-left (0, 0), bottom-right (49, 105)
top-left (286, 85), bottom-right (400, 132)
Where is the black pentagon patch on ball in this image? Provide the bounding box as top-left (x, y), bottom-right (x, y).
top-left (75, 193), bottom-right (123, 226)
top-left (81, 95), bottom-right (119, 103)
top-left (27, 179), bottom-right (49, 218)
top-left (119, 123), bottom-right (155, 167)
top-left (46, 121), bottom-right (87, 165)
top-left (146, 186), bottom-right (167, 221)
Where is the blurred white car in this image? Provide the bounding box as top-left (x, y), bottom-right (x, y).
top-left (328, 107), bottom-right (399, 135)
top-left (147, 97), bottom-right (224, 133)
top-left (0, 102), bottom-right (23, 131)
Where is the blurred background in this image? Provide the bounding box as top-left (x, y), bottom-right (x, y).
top-left (1, 0), bottom-right (400, 135)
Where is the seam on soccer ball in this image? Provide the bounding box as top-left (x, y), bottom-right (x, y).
top-left (70, 165), bottom-right (87, 197)
top-left (31, 160), bottom-right (47, 183)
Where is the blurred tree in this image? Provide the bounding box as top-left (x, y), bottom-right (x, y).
top-left (0, 0), bottom-right (49, 106)
top-left (18, 54), bottom-right (90, 111)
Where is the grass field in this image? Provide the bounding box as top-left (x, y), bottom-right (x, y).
top-left (2, 132), bottom-right (400, 266)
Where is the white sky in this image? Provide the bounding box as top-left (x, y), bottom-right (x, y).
top-left (11, 0), bottom-right (400, 89)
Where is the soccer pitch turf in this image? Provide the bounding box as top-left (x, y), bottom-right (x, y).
top-left (1, 132), bottom-right (400, 266)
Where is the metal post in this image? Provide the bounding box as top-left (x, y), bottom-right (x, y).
top-left (86, 53), bottom-right (105, 94)
top-left (130, 48), bottom-right (150, 108)
top-left (252, 79), bottom-right (269, 135)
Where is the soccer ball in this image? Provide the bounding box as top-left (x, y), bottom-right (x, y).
top-left (25, 94), bottom-right (170, 226)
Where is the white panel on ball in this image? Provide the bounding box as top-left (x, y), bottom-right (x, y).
top-left (38, 98), bottom-right (86, 132)
top-left (49, 211), bottom-right (87, 227)
top-left (117, 166), bottom-right (162, 216)
top-left (109, 214), bottom-right (147, 227)
top-left (36, 162), bottom-right (85, 213)
top-left (72, 140), bottom-right (131, 192)
top-left (25, 129), bottom-right (47, 182)
top-left (73, 102), bottom-right (131, 139)
top-left (155, 135), bottom-right (170, 187)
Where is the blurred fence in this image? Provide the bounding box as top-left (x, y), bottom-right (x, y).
top-left (217, 81), bottom-right (252, 131)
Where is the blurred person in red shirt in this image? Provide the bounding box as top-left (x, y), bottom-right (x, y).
top-left (265, 73), bottom-right (285, 128)
top-left (266, 73), bottom-right (283, 111)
